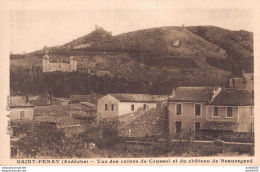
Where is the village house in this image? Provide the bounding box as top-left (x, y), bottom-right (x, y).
top-left (10, 96), bottom-right (34, 120)
top-left (229, 71), bottom-right (254, 91)
top-left (97, 93), bottom-right (168, 119)
top-left (202, 89), bottom-right (254, 137)
top-left (10, 96), bottom-right (35, 158)
top-left (51, 97), bottom-right (70, 105)
top-left (69, 102), bottom-right (97, 121)
top-left (168, 87), bottom-right (222, 138)
top-left (42, 55), bottom-right (77, 72)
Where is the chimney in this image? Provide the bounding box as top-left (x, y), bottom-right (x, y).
top-left (210, 90), bottom-right (215, 101)
top-left (210, 88), bottom-right (222, 101)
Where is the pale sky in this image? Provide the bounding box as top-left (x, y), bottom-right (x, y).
top-left (10, 8), bottom-right (253, 53)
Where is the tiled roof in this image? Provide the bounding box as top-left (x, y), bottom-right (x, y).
top-left (70, 95), bottom-right (91, 102)
top-left (29, 95), bottom-right (51, 106)
top-left (10, 96), bottom-right (34, 108)
top-left (71, 113), bottom-right (96, 120)
top-left (169, 87), bottom-right (219, 102)
top-left (109, 93), bottom-right (167, 102)
top-left (69, 103), bottom-right (97, 111)
top-left (208, 89), bottom-right (254, 106)
top-left (80, 102), bottom-right (97, 107)
top-left (70, 92), bottom-right (103, 104)
top-left (201, 121), bottom-right (238, 131)
top-left (34, 105), bottom-right (90, 128)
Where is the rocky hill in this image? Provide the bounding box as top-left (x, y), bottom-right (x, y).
top-left (10, 25), bottom-right (253, 95)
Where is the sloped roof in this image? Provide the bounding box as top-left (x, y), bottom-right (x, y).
top-left (80, 102), bottom-right (97, 107)
top-left (29, 94), bottom-right (51, 106)
top-left (208, 89), bottom-right (254, 106)
top-left (201, 121), bottom-right (238, 131)
top-left (70, 95), bottom-right (91, 102)
top-left (69, 103), bottom-right (97, 110)
top-left (119, 103), bottom-right (168, 138)
top-left (71, 113), bottom-right (96, 120)
top-left (34, 105), bottom-right (92, 128)
top-left (10, 96), bottom-right (34, 108)
top-left (169, 87), bottom-right (218, 102)
top-left (70, 92), bottom-right (103, 104)
top-left (109, 93), bottom-right (167, 102)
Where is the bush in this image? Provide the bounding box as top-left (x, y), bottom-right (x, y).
top-left (80, 120), bottom-right (122, 149)
top-left (13, 122), bottom-right (67, 158)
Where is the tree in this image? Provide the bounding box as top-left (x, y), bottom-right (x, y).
top-left (14, 122), bottom-right (67, 158)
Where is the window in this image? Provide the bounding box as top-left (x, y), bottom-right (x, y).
top-left (176, 121), bottom-right (182, 134)
top-left (111, 104), bottom-right (114, 111)
top-left (105, 104), bottom-right (108, 111)
top-left (195, 122), bottom-right (200, 135)
top-left (227, 107), bottom-right (233, 118)
top-left (143, 104), bottom-right (146, 110)
top-left (251, 123), bottom-right (254, 133)
top-left (213, 107), bottom-right (219, 117)
top-left (176, 104), bottom-right (182, 115)
top-left (251, 107), bottom-right (254, 117)
top-left (195, 104), bottom-right (201, 116)
top-left (131, 104), bottom-right (134, 111)
top-left (20, 111), bottom-right (25, 119)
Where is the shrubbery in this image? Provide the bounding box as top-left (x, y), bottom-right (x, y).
top-left (12, 122), bottom-right (87, 158)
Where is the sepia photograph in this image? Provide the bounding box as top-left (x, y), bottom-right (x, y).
top-left (0, 0), bottom-right (258, 167)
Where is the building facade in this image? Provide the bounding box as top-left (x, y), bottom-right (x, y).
top-left (69, 102), bottom-right (97, 120)
top-left (10, 96), bottom-right (34, 120)
top-left (97, 94), bottom-right (166, 119)
top-left (10, 96), bottom-right (35, 158)
top-left (168, 87), bottom-right (254, 139)
top-left (168, 87), bottom-right (221, 138)
top-left (42, 55), bottom-right (77, 72)
top-left (204, 89), bottom-right (254, 135)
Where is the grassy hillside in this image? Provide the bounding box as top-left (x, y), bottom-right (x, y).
top-left (187, 26), bottom-right (253, 75)
top-left (10, 26), bottom-right (253, 96)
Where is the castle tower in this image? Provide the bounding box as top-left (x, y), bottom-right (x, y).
top-left (69, 56), bottom-right (77, 72)
top-left (42, 55), bottom-right (50, 72)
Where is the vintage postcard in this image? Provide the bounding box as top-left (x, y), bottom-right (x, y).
top-left (0, 0), bottom-right (259, 167)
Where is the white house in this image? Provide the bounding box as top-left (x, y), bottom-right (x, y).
top-left (42, 55), bottom-right (77, 72)
top-left (97, 93), bottom-right (168, 119)
top-left (10, 96), bottom-right (34, 120)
